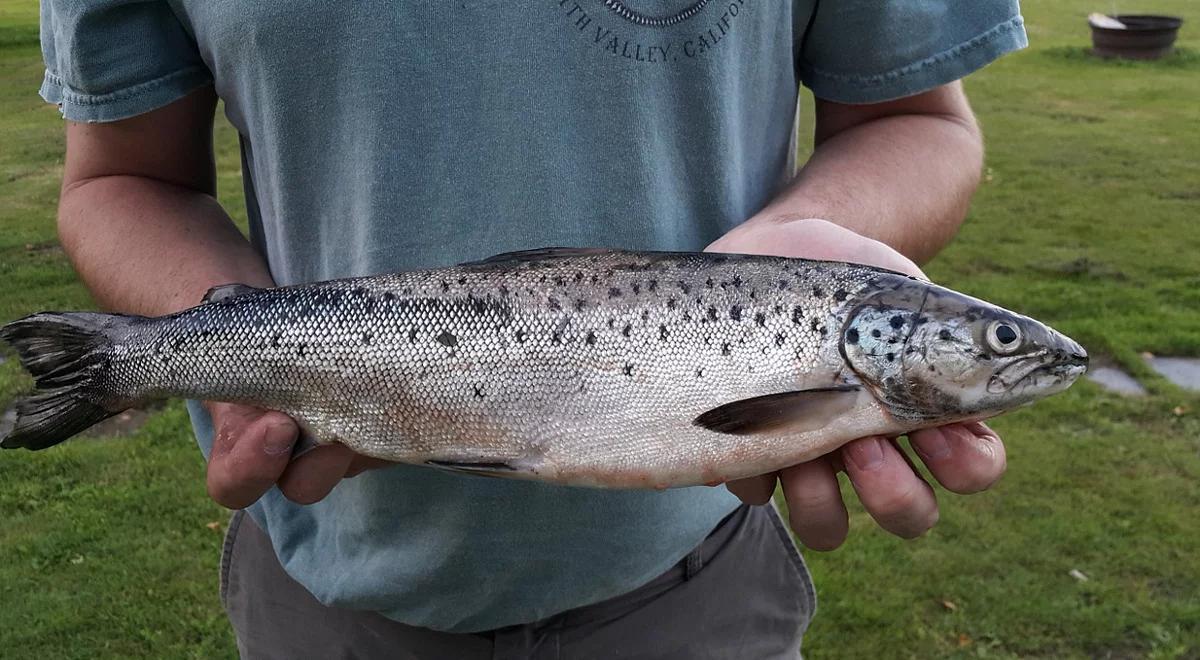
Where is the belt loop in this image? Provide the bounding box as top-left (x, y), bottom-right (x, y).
top-left (684, 547), bottom-right (704, 580)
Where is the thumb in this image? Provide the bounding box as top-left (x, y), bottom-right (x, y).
top-left (205, 402), bottom-right (299, 509)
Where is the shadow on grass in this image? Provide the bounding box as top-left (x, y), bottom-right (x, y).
top-left (1041, 45), bottom-right (1200, 69)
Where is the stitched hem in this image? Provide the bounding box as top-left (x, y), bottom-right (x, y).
top-left (800, 15), bottom-right (1028, 104)
top-left (767, 500), bottom-right (818, 630)
top-left (40, 65), bottom-right (212, 123)
top-left (219, 509), bottom-right (246, 609)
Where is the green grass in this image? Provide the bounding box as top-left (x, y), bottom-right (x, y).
top-left (1, 0), bottom-right (1198, 657)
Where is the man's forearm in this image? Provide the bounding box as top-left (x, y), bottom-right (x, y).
top-left (722, 86), bottom-right (984, 264)
top-left (58, 175), bottom-right (273, 317)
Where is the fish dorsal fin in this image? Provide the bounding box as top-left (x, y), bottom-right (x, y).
top-left (693, 386), bottom-right (862, 436)
top-left (462, 247), bottom-right (613, 266)
top-left (201, 283), bottom-right (261, 304)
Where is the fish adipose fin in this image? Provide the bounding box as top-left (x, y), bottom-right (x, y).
top-left (201, 283), bottom-right (260, 304)
top-left (462, 247), bottom-right (612, 266)
top-left (0, 312), bottom-right (129, 450)
top-left (693, 386), bottom-right (862, 436)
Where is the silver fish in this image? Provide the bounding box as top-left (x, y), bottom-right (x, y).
top-left (0, 248), bottom-right (1087, 488)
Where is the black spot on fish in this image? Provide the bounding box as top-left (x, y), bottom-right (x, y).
top-left (473, 384), bottom-right (485, 399)
top-left (772, 304), bottom-right (783, 315)
top-left (352, 286), bottom-right (367, 296)
top-left (846, 328), bottom-right (859, 344)
top-left (641, 310), bottom-right (650, 321)
top-left (631, 282), bottom-right (641, 294)
top-left (383, 292), bottom-right (395, 301)
top-left (775, 333), bottom-right (786, 347)
top-left (682, 311), bottom-right (693, 322)
top-left (622, 323), bottom-right (632, 338)
top-left (778, 279), bottom-right (788, 291)
top-left (928, 365), bottom-right (937, 372)
top-left (554, 276), bottom-right (565, 286)
top-left (457, 277), bottom-right (467, 286)
top-left (362, 332), bottom-right (373, 345)
top-left (608, 287), bottom-right (622, 298)
top-left (707, 306), bottom-right (719, 322)
top-left (585, 330), bottom-right (596, 345)
top-left (441, 280), bottom-right (450, 292)
top-left (607, 318), bottom-right (615, 329)
top-left (678, 281), bottom-right (691, 294)
top-left (591, 274), bottom-right (600, 284)
top-left (436, 331), bottom-right (458, 348)
top-left (729, 305), bottom-right (743, 321)
top-left (695, 367), bottom-right (704, 379)
top-left (813, 286), bottom-right (824, 298)
top-left (791, 306), bottom-right (804, 324)
top-left (834, 289), bottom-right (848, 302)
top-left (667, 298), bottom-right (678, 310)
top-left (731, 276), bottom-right (743, 288)
top-left (872, 329), bottom-right (882, 338)
top-left (551, 332), bottom-right (563, 345)
top-left (659, 325), bottom-right (669, 340)
top-left (623, 363), bottom-right (634, 377)
top-left (575, 299), bottom-right (587, 311)
top-left (648, 279), bottom-right (658, 292)
top-left (298, 344), bottom-right (307, 357)
top-left (755, 312), bottom-right (766, 327)
top-left (890, 315), bottom-right (905, 329)
top-left (408, 328), bottom-right (418, 343)
top-left (749, 289), bottom-right (757, 300)
top-left (547, 297), bottom-right (562, 311)
top-left (886, 352), bottom-right (895, 362)
top-left (498, 285), bottom-right (509, 297)
top-left (939, 329), bottom-right (953, 341)
top-left (516, 329), bottom-right (527, 343)
top-left (574, 271), bottom-right (584, 282)
top-left (721, 342), bottom-right (731, 356)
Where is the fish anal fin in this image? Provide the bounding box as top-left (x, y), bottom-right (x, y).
top-left (462, 247), bottom-right (612, 267)
top-left (693, 386), bottom-right (862, 436)
top-left (426, 459), bottom-right (523, 479)
top-left (202, 283), bottom-right (261, 304)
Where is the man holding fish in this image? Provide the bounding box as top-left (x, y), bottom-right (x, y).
top-left (27, 1), bottom-right (1036, 657)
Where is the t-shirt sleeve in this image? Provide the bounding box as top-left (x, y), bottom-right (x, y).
top-left (39, 0), bottom-right (213, 122)
top-left (798, 1), bottom-right (1027, 104)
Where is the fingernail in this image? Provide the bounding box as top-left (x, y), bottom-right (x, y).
top-left (846, 437), bottom-right (886, 471)
top-left (916, 428), bottom-right (952, 460)
top-left (262, 422), bottom-right (296, 455)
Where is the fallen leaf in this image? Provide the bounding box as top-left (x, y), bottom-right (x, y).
top-left (69, 554), bottom-right (84, 565)
top-left (206, 521), bottom-right (222, 532)
top-left (1173, 405), bottom-right (1189, 417)
top-left (957, 633), bottom-right (973, 647)
top-left (941, 599), bottom-right (958, 611)
top-left (1069, 568), bottom-right (1089, 582)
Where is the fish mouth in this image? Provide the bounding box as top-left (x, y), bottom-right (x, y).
top-left (987, 350), bottom-right (1089, 394)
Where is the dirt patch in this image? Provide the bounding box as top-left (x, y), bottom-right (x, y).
top-left (85, 408), bottom-right (155, 438)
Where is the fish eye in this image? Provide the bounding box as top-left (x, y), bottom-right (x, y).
top-left (986, 321), bottom-right (1022, 353)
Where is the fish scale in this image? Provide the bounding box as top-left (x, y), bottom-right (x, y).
top-left (0, 248), bottom-right (1088, 488)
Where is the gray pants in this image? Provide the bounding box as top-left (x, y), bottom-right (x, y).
top-left (221, 504), bottom-right (815, 659)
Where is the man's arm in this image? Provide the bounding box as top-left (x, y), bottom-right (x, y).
top-left (58, 87), bottom-right (371, 508)
top-left (712, 81), bottom-right (982, 264)
top-left (711, 82), bottom-right (1006, 550)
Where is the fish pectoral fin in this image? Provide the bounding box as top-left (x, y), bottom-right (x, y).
top-left (461, 247), bottom-right (612, 266)
top-left (693, 386), bottom-right (863, 436)
top-left (201, 283), bottom-right (261, 304)
top-left (425, 459), bottom-right (522, 479)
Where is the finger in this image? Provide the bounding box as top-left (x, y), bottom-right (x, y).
top-left (206, 406), bottom-right (299, 509)
top-left (345, 456), bottom-right (394, 478)
top-left (842, 437), bottom-right (939, 539)
top-left (726, 473), bottom-right (777, 505)
top-left (779, 457), bottom-right (849, 551)
top-left (910, 422), bottom-right (1007, 494)
top-left (278, 444), bottom-right (356, 504)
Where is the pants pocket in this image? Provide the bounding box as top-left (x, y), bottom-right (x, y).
top-left (219, 509), bottom-right (246, 610)
top-left (765, 502), bottom-right (818, 630)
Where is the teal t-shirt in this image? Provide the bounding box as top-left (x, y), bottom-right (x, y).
top-left (40, 1), bottom-right (1026, 633)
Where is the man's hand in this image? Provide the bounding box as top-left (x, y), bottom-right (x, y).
top-left (204, 402), bottom-right (390, 509)
top-left (708, 219), bottom-right (1007, 550)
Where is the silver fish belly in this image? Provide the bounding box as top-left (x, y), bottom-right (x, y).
top-left (0, 248), bottom-right (1088, 488)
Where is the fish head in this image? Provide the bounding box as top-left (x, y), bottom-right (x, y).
top-left (839, 275), bottom-right (1088, 424)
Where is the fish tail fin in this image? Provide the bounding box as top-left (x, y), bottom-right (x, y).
top-left (1, 312), bottom-right (130, 450)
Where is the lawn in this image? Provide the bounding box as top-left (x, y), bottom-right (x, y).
top-left (1, 0), bottom-right (1198, 658)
